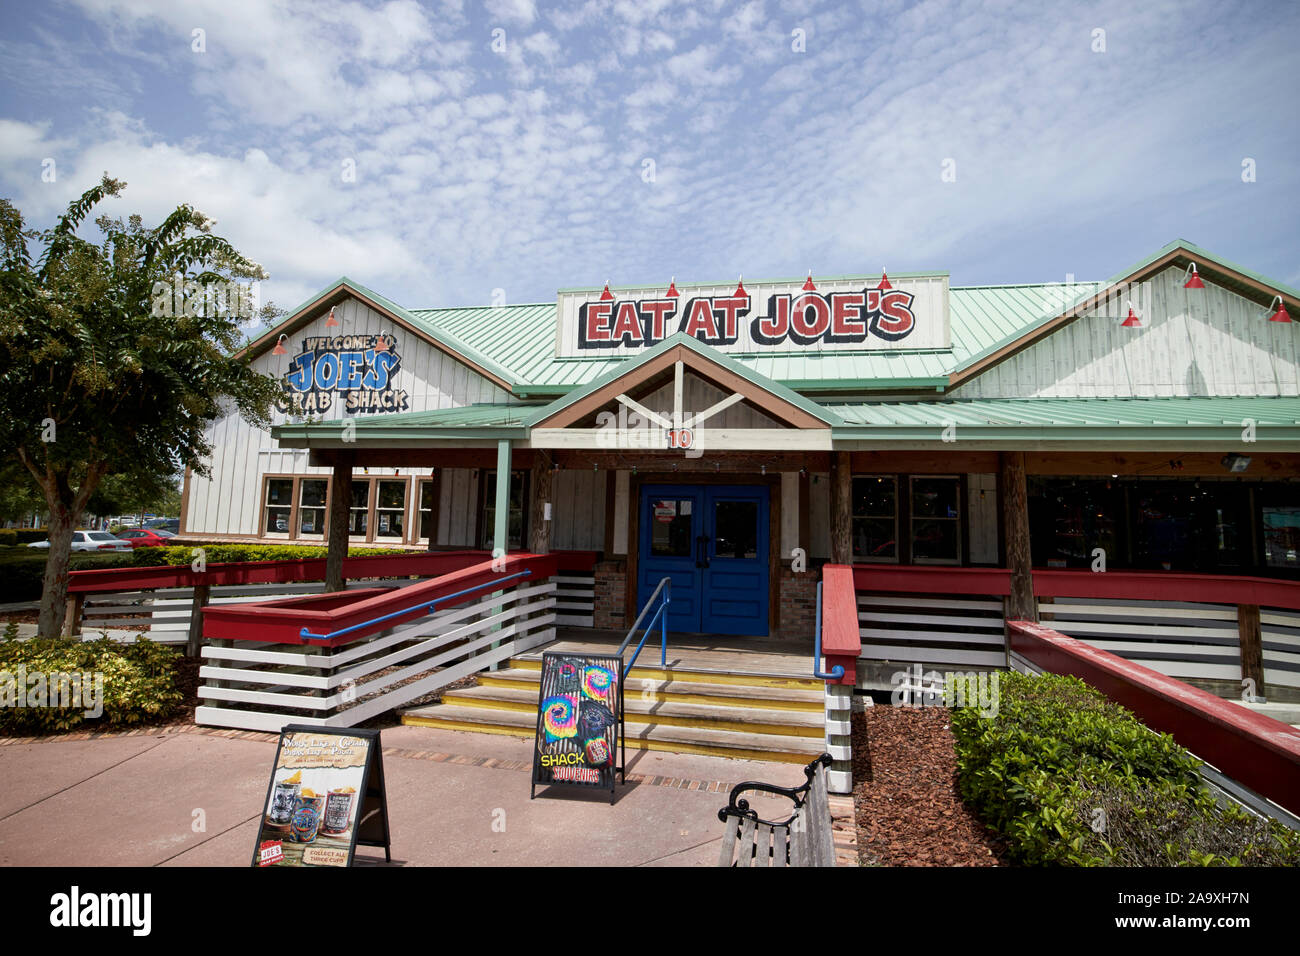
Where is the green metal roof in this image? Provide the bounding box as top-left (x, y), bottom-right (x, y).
top-left (828, 396), bottom-right (1300, 442)
top-left (274, 402), bottom-right (535, 443)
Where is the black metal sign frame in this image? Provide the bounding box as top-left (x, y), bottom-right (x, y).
top-left (530, 652), bottom-right (625, 804)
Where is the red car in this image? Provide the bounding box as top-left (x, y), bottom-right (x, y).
top-left (115, 529), bottom-right (176, 548)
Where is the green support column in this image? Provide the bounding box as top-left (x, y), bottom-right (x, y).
top-left (494, 439), bottom-right (511, 558)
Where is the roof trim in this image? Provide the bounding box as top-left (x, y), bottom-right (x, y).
top-left (525, 333), bottom-right (841, 430)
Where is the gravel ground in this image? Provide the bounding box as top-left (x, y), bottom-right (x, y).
top-left (852, 705), bottom-right (1008, 866)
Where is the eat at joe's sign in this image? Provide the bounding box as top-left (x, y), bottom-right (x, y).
top-left (556, 274), bottom-right (950, 356)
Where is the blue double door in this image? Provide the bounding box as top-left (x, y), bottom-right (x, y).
top-left (637, 484), bottom-right (770, 636)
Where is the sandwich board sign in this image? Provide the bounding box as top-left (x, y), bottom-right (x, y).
top-left (252, 725), bottom-right (391, 867)
top-left (530, 652), bottom-right (624, 803)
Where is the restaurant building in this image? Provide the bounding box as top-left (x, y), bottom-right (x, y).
top-left (179, 240), bottom-right (1299, 666)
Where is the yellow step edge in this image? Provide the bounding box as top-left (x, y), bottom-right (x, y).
top-left (475, 676), bottom-right (822, 712)
top-left (398, 714), bottom-right (816, 764)
top-left (509, 658), bottom-right (822, 690)
top-left (440, 692), bottom-right (825, 738)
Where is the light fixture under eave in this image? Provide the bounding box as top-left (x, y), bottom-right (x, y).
top-left (325, 306), bottom-right (339, 328)
top-left (1221, 453), bottom-right (1251, 473)
top-left (1183, 262), bottom-right (1205, 289)
top-left (1266, 295), bottom-right (1292, 323)
top-left (272, 334), bottom-right (288, 356)
top-left (373, 332), bottom-right (389, 352)
top-left (877, 270), bottom-right (892, 290)
top-left (1121, 301), bottom-right (1142, 327)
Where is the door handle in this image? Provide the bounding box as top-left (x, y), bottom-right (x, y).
top-left (696, 534), bottom-right (711, 569)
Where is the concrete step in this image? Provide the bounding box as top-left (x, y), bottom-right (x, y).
top-left (477, 668), bottom-right (824, 712)
top-left (399, 702), bottom-right (825, 763)
top-left (442, 683), bottom-right (824, 738)
top-left (508, 655), bottom-right (822, 690)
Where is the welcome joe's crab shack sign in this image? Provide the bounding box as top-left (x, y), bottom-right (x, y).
top-left (556, 272), bottom-right (951, 356)
top-left (275, 333), bottom-right (410, 415)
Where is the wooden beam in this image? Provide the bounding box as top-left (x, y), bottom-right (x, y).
top-left (325, 454), bottom-right (354, 592)
top-left (1000, 451), bottom-right (1037, 623)
top-left (829, 451), bottom-right (851, 565)
top-left (529, 448), bottom-right (553, 554)
top-left (1237, 603), bottom-right (1265, 699)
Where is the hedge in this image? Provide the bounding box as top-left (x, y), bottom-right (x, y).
top-left (0, 544), bottom-right (417, 603)
top-left (950, 670), bottom-right (1300, 866)
top-left (0, 631), bottom-right (185, 734)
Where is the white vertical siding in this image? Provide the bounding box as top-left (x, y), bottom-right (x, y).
top-left (551, 469), bottom-right (606, 550)
top-left (185, 295), bottom-right (516, 537)
top-left (950, 266), bottom-right (1300, 399)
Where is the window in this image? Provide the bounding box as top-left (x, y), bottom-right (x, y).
top-left (480, 470), bottom-right (528, 551)
top-left (852, 476), bottom-right (897, 561)
top-left (374, 480), bottom-right (407, 539)
top-left (297, 479), bottom-right (327, 537)
top-left (349, 480), bottom-right (370, 537)
top-left (1263, 504), bottom-right (1300, 570)
top-left (265, 478), bottom-right (293, 535)
top-left (1029, 478), bottom-right (1122, 569)
top-left (910, 476), bottom-right (961, 563)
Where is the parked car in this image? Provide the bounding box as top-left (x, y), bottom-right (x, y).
top-left (145, 518), bottom-right (180, 533)
top-left (115, 528), bottom-right (176, 548)
top-left (26, 531), bottom-right (133, 552)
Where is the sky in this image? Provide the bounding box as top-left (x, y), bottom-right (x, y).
top-left (0, 0), bottom-right (1297, 326)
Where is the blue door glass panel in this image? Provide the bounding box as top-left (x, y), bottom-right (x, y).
top-left (637, 484), bottom-right (769, 636)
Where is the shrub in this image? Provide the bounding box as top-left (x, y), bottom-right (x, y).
top-left (0, 636), bottom-right (184, 734)
top-left (0, 530), bottom-right (16, 547)
top-left (950, 671), bottom-right (1300, 866)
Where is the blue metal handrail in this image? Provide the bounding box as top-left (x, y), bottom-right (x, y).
top-left (618, 576), bottom-right (670, 671)
top-left (812, 580), bottom-right (845, 680)
top-left (299, 569), bottom-right (533, 642)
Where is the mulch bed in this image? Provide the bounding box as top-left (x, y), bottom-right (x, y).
top-left (852, 705), bottom-right (1008, 866)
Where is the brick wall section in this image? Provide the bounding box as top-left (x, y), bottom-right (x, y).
top-left (593, 560), bottom-right (627, 630)
top-left (777, 566), bottom-right (819, 641)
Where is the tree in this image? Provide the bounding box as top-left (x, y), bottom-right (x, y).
top-left (0, 176), bottom-right (282, 637)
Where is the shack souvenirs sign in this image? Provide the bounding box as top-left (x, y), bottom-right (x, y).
top-left (531, 652), bottom-right (624, 803)
top-left (253, 726), bottom-right (391, 867)
top-left (555, 272), bottom-right (950, 357)
top-left (275, 332), bottom-right (409, 415)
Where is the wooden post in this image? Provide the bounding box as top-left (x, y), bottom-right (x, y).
top-left (326, 454), bottom-right (354, 592)
top-left (1000, 451), bottom-right (1037, 623)
top-left (63, 593), bottom-right (84, 637)
top-left (829, 450), bottom-right (851, 565)
top-left (493, 440), bottom-right (511, 556)
top-left (186, 583), bottom-right (211, 658)
top-left (529, 449), bottom-right (553, 554)
top-left (1237, 603), bottom-right (1265, 700)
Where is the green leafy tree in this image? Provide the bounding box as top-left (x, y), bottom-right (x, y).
top-left (0, 176), bottom-right (281, 637)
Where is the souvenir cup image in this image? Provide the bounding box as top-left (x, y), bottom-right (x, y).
top-left (319, 786), bottom-right (357, 836)
top-left (288, 789), bottom-right (325, 843)
top-left (267, 770), bottom-right (302, 828)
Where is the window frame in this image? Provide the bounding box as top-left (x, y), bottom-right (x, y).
top-left (908, 474), bottom-right (963, 565)
top-left (851, 474), bottom-right (900, 564)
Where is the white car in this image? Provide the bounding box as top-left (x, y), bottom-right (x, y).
top-left (27, 531), bottom-right (133, 552)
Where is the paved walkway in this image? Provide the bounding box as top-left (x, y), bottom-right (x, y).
top-left (0, 724), bottom-right (816, 867)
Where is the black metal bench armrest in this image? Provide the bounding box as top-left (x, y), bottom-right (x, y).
top-left (716, 753), bottom-right (832, 828)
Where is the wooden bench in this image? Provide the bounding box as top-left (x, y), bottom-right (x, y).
top-left (717, 753), bottom-right (836, 867)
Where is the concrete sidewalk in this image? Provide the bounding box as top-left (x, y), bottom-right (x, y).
top-left (0, 724), bottom-right (814, 867)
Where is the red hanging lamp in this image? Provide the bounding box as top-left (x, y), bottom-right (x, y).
top-left (374, 331), bottom-right (389, 352)
top-left (734, 275), bottom-right (746, 297)
top-left (272, 334), bottom-right (288, 356)
top-left (666, 277), bottom-right (678, 298)
top-left (1266, 295), bottom-right (1292, 323)
top-left (802, 271), bottom-right (816, 292)
top-left (600, 281), bottom-right (613, 301)
top-left (1183, 262), bottom-right (1205, 289)
top-left (324, 306), bottom-right (339, 327)
top-left (1121, 301), bottom-right (1141, 328)
top-left (877, 270), bottom-right (892, 290)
